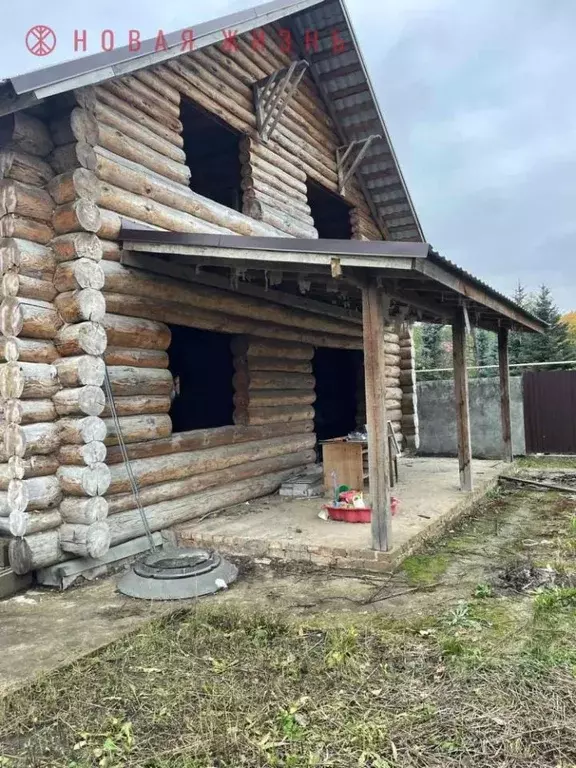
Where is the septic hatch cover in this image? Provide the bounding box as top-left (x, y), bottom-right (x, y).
top-left (117, 547), bottom-right (238, 600)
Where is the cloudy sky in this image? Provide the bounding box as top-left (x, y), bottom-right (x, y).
top-left (2, 0), bottom-right (575, 310)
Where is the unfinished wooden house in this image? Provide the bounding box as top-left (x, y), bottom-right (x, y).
top-left (0, 0), bottom-right (544, 580)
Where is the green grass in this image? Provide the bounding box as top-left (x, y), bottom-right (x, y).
top-left (401, 553), bottom-right (450, 586)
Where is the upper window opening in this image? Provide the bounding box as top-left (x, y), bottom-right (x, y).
top-left (306, 179), bottom-right (352, 239)
top-left (180, 99), bottom-right (242, 211)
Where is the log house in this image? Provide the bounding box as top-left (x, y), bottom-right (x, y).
top-left (0, 0), bottom-right (544, 577)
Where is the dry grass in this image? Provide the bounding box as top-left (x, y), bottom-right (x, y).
top-left (2, 462), bottom-right (576, 768)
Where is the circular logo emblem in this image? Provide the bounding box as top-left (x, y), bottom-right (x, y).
top-left (26, 25), bottom-right (57, 56)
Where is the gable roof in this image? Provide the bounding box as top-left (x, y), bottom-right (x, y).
top-left (0, 0), bottom-right (423, 242)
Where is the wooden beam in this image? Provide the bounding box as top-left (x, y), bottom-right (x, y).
top-left (362, 277), bottom-right (391, 550)
top-left (498, 326), bottom-right (513, 462)
top-left (452, 309), bottom-right (473, 491)
top-left (413, 259), bottom-right (544, 333)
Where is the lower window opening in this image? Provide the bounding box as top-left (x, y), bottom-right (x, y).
top-left (313, 347), bottom-right (364, 443)
top-left (167, 325), bottom-right (234, 433)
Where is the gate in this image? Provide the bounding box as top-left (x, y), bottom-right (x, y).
top-left (523, 370), bottom-right (576, 454)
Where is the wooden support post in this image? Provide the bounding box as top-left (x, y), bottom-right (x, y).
top-left (362, 278), bottom-right (391, 551)
top-left (452, 310), bottom-right (473, 491)
top-left (498, 326), bottom-right (513, 462)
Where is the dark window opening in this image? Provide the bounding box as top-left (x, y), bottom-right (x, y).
top-left (180, 99), bottom-right (242, 211)
top-left (167, 325), bottom-right (234, 433)
top-left (307, 179), bottom-right (352, 239)
top-left (313, 348), bottom-right (364, 442)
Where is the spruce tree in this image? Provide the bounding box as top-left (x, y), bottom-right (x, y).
top-left (418, 323), bottom-right (445, 380)
top-left (527, 285), bottom-right (574, 367)
top-left (509, 282), bottom-right (530, 366)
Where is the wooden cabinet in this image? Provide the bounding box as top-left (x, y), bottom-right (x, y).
top-left (320, 438), bottom-right (368, 494)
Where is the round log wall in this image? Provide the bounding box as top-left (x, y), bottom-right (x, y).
top-left (0, 25), bottom-right (415, 574)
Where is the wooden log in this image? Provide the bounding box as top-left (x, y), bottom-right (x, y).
top-left (55, 355), bottom-right (105, 387)
top-left (106, 365), bottom-right (173, 396)
top-left (7, 475), bottom-right (61, 511)
top-left (59, 521), bottom-right (111, 558)
top-left (99, 240), bottom-right (121, 262)
top-left (55, 288), bottom-right (106, 323)
top-left (0, 510), bottom-right (62, 537)
top-left (0, 214), bottom-right (53, 244)
top-left (2, 422), bottom-right (60, 457)
top-left (231, 337), bottom-right (313, 361)
top-left (71, 109), bottom-right (191, 186)
top-left (48, 142), bottom-right (85, 174)
top-left (3, 398), bottom-right (56, 425)
top-left (9, 530), bottom-right (61, 574)
top-left (51, 232), bottom-right (103, 262)
top-left (55, 321), bottom-right (107, 356)
top-left (82, 99), bottom-right (185, 163)
top-left (135, 69), bottom-right (181, 105)
top-left (82, 85), bottom-right (184, 146)
top-left (53, 385), bottom-right (105, 417)
top-left (0, 112), bottom-right (53, 157)
top-left (102, 292), bottom-right (362, 350)
top-left (53, 200), bottom-right (102, 235)
top-left (60, 495), bottom-right (108, 524)
top-left (240, 136), bottom-right (306, 182)
top-left (234, 355), bottom-right (312, 374)
top-left (58, 415), bottom-right (106, 444)
top-left (233, 371), bottom-right (315, 391)
top-left (103, 347), bottom-right (169, 368)
top-left (58, 463), bottom-right (111, 496)
top-left (116, 74), bottom-right (181, 118)
top-left (101, 395), bottom-right (171, 417)
top-left (58, 440), bottom-right (107, 465)
top-left (108, 469), bottom-right (301, 546)
top-left (236, 390), bottom-right (316, 408)
top-left (0, 180), bottom-right (55, 222)
top-left (2, 273), bottom-right (57, 302)
top-left (0, 149), bottom-right (54, 187)
top-left (235, 404), bottom-right (315, 426)
top-left (103, 413), bottom-right (172, 445)
top-left (0, 297), bottom-right (62, 339)
top-left (108, 432), bottom-right (315, 495)
top-left (101, 313), bottom-right (170, 350)
top-left (0, 361), bottom-right (59, 399)
top-left (95, 179), bottom-right (229, 236)
top-left (0, 456), bottom-right (59, 488)
top-left (108, 448), bottom-right (316, 514)
top-left (54, 259), bottom-right (105, 291)
top-left (47, 167), bottom-right (101, 205)
top-left (87, 146), bottom-right (282, 238)
top-left (244, 185), bottom-right (313, 224)
top-left (244, 199), bottom-right (317, 239)
top-left (0, 238), bottom-right (55, 280)
top-left (100, 262), bottom-right (360, 338)
top-left (105, 419), bottom-right (314, 464)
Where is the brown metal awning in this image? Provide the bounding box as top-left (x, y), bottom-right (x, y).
top-left (120, 228), bottom-right (546, 334)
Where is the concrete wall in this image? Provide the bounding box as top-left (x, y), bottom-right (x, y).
top-left (417, 376), bottom-right (525, 458)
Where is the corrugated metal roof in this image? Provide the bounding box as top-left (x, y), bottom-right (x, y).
top-left (0, 0), bottom-right (423, 244)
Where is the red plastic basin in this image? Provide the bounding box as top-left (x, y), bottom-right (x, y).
top-left (325, 505), bottom-right (372, 523)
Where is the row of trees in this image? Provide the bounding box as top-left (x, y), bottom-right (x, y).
top-left (414, 284), bottom-right (574, 380)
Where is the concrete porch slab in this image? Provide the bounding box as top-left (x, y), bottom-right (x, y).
top-left (176, 457), bottom-right (503, 572)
